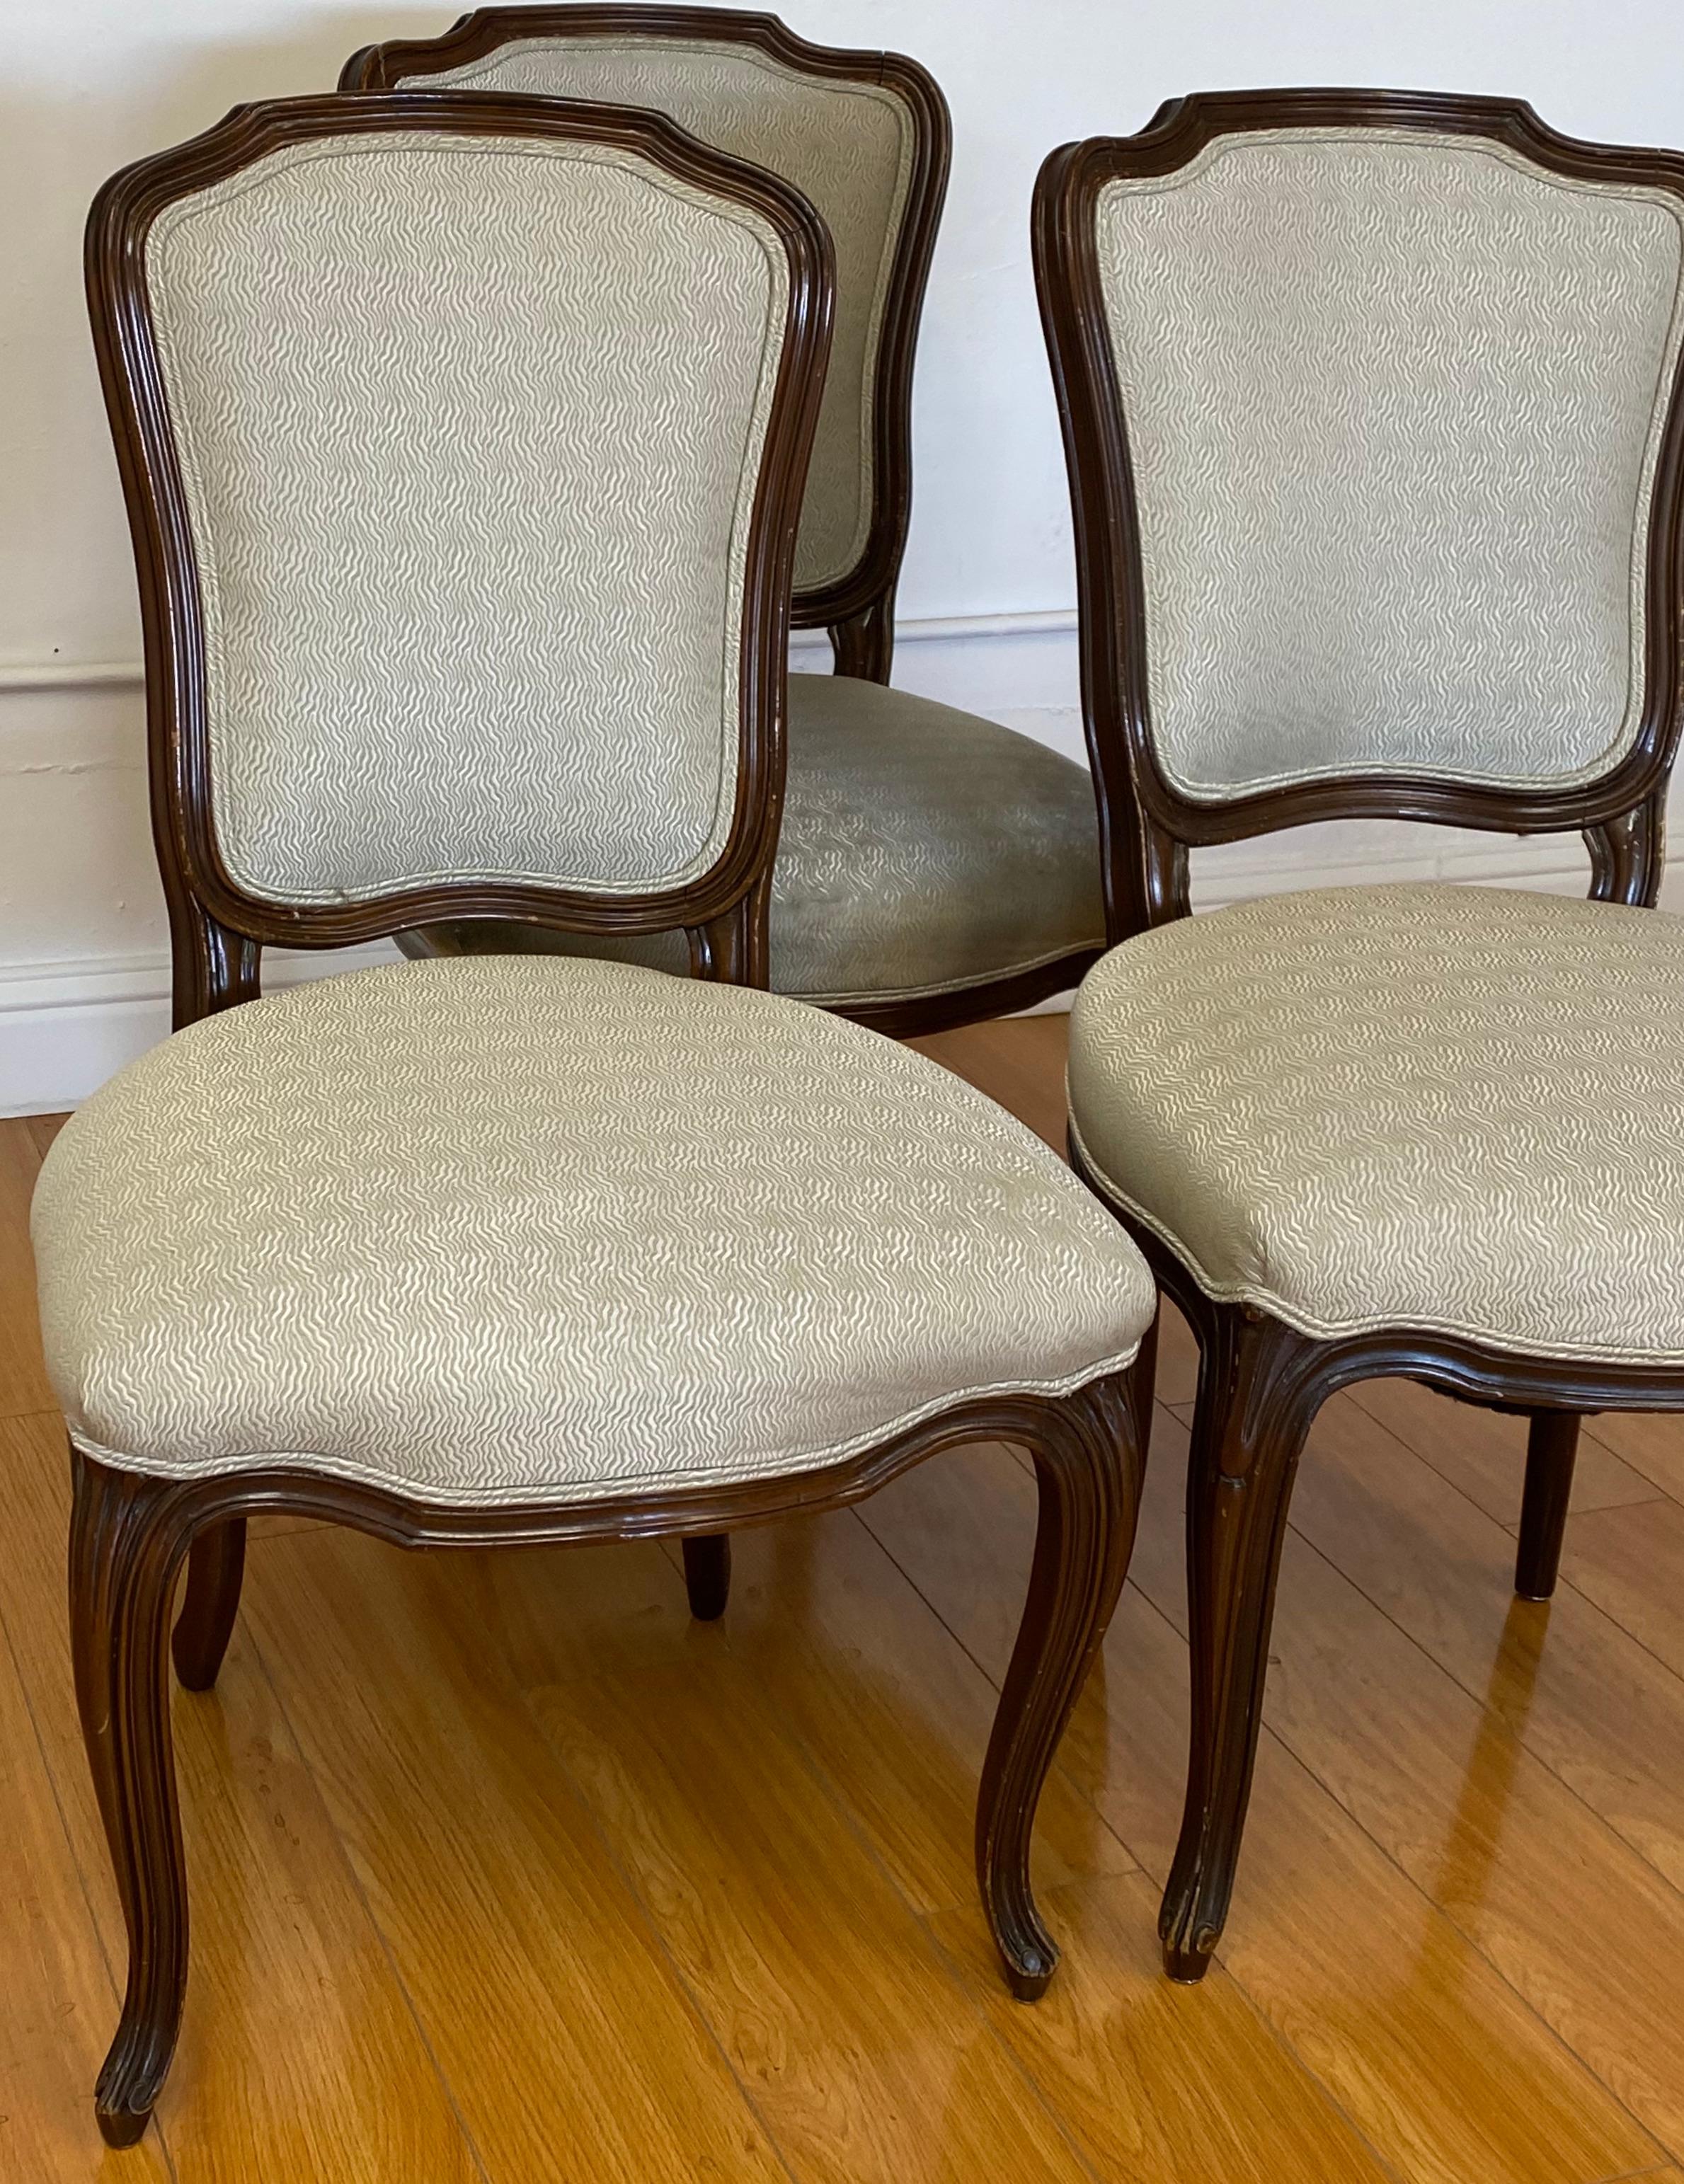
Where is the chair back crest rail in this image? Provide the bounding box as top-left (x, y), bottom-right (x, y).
top-left (1033, 88), bottom-right (1684, 936)
top-left (86, 91), bottom-right (835, 1025)
top-left (340, 7), bottom-right (951, 679)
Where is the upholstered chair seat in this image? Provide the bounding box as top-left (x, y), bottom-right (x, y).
top-left (1068, 883), bottom-right (1684, 1362)
top-left (1036, 91), bottom-right (1684, 1984)
top-left (415, 677), bottom-right (1105, 1008)
top-left (62, 94), bottom-right (1150, 2146)
top-left (37, 954), bottom-right (1152, 1504)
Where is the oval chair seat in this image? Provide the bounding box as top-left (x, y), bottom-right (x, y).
top-left (1068, 882), bottom-right (1684, 1364)
top-left (404, 676), bottom-right (1106, 1008)
top-left (34, 955), bottom-right (1153, 1507)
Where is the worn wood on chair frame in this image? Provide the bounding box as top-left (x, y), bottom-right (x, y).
top-left (79, 92), bottom-right (1145, 2146)
top-left (1038, 88), bottom-right (1684, 1977)
top-left (340, 9), bottom-right (1101, 1038)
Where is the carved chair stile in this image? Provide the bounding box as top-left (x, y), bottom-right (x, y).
top-left (41, 94), bottom-right (1157, 2144)
top-left (1034, 89), bottom-right (1684, 1979)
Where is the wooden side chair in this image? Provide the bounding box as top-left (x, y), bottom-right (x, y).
top-left (340, 7), bottom-right (1108, 1040)
top-left (40, 92), bottom-right (1155, 2145)
top-left (1033, 90), bottom-right (1684, 1980)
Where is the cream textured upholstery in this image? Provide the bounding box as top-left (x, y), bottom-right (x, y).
top-left (144, 132), bottom-right (788, 903)
top-left (1094, 131), bottom-right (1684, 798)
top-left (407, 35), bottom-right (915, 594)
top-left (417, 676), bottom-right (1105, 1004)
top-left (1067, 883), bottom-right (1684, 1364)
top-left (34, 957), bottom-right (1153, 1506)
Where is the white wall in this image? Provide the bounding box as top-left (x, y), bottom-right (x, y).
top-left (3, 0), bottom-right (1681, 1110)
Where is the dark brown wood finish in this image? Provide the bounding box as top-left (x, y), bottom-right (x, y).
top-left (168, 1516), bottom-right (244, 1691)
top-left (1516, 1411), bottom-right (1581, 1601)
top-left (1082, 1163), bottom-right (1684, 1983)
top-left (98, 88), bottom-right (827, 1632)
top-left (76, 95), bottom-right (1145, 2144)
top-left (87, 89), bottom-right (835, 1023)
top-left (1034, 88), bottom-right (1684, 939)
top-left (1040, 91), bottom-right (1684, 1979)
top-left (680, 1532), bottom-right (732, 1621)
top-left (70, 1374), bottom-right (1141, 2144)
top-left (342, 10), bottom-right (1099, 1038)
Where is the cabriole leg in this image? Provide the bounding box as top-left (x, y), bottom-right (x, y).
top-left (69, 1451), bottom-right (194, 2147)
top-left (1161, 1308), bottom-right (1324, 1982)
top-left (977, 1373), bottom-right (1142, 1999)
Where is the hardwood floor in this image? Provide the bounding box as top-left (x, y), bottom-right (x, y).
top-left (3, 1010), bottom-right (1681, 2180)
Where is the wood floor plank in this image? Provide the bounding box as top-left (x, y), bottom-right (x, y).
top-left (861, 1432), bottom-right (1663, 2184)
top-left (1122, 1406), bottom-right (1684, 2163)
top-left (24, 1113), bottom-right (68, 1161)
top-left (1559, 1497), bottom-right (1684, 1680)
top-left (0, 1412), bottom-right (481, 2181)
top-left (0, 1118), bottom-right (58, 1418)
top-left (528, 1648), bottom-right (1093, 2184)
top-left (909, 1014), bottom-right (1071, 1150)
top-left (246, 1525), bottom-right (795, 2184)
top-left (0, 1614), bottom-right (173, 2179)
top-left (1572, 1410), bottom-right (1684, 1507)
top-left (925, 1870), bottom-right (1397, 2184)
top-left (658, 1502), bottom-right (1133, 1918)
top-left (1346, 1379), bottom-right (1661, 1528)
top-left (1152, 1303), bottom-right (1201, 1409)
top-left (11, 1025), bottom-right (1684, 2179)
top-left (1289, 1391), bottom-right (1684, 1896)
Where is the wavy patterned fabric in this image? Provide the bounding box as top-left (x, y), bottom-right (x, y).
top-left (145, 132), bottom-right (789, 903)
top-left (407, 676), bottom-right (1105, 1004)
top-left (32, 957), bottom-right (1152, 1505)
top-left (1094, 131), bottom-right (1684, 798)
top-left (1068, 883), bottom-right (1684, 1362)
top-left (408, 35), bottom-right (915, 594)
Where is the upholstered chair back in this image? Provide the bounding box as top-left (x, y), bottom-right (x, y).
top-left (126, 109), bottom-right (821, 915)
top-left (1083, 121), bottom-right (1684, 802)
top-left (348, 11), bottom-right (946, 617)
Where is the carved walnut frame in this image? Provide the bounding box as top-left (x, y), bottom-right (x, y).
top-left (342, 8), bottom-right (1103, 1037)
top-left (1037, 89), bottom-right (1684, 1980)
top-left (79, 92), bottom-right (1147, 2145)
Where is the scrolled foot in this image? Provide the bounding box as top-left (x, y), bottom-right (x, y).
top-left (1161, 1921), bottom-right (1218, 1983)
top-left (975, 1377), bottom-right (1142, 2013)
top-left (96, 2035), bottom-right (167, 2148)
top-left (96, 2098), bottom-right (154, 2150)
top-left (1003, 1938), bottom-right (1059, 2003)
top-left (1159, 1865), bottom-right (1221, 1982)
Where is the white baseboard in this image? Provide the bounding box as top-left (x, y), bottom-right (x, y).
top-left (0, 944), bottom-right (401, 1117)
top-left (1, 611), bottom-right (1677, 1114)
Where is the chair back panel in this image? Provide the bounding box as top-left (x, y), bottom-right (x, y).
top-left (143, 126), bottom-right (791, 906)
top-left (386, 31), bottom-right (917, 603)
top-left (1092, 127), bottom-right (1684, 800)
